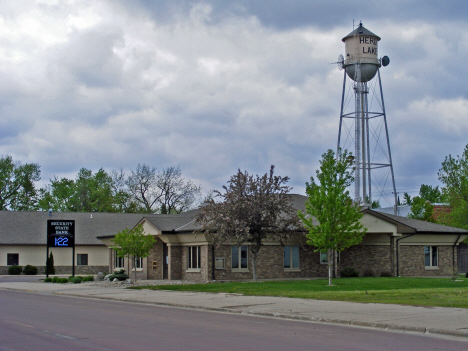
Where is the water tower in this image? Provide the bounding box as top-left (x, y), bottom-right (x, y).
top-left (336, 22), bottom-right (397, 213)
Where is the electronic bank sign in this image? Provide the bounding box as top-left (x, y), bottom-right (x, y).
top-left (47, 220), bottom-right (75, 248)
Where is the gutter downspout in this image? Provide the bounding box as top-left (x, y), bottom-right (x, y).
top-left (396, 234), bottom-right (416, 277)
top-left (453, 234), bottom-right (461, 273)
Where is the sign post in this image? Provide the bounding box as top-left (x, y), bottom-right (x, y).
top-left (46, 220), bottom-right (75, 277)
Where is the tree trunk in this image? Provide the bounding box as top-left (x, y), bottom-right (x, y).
top-left (252, 251), bottom-right (258, 282)
top-left (328, 249), bottom-right (333, 286)
top-left (133, 256), bottom-right (137, 282)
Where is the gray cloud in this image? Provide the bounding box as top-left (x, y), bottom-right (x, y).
top-left (0, 0), bottom-right (467, 206)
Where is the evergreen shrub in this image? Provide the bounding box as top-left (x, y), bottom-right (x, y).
top-left (44, 277), bottom-right (52, 283)
top-left (8, 265), bottom-right (23, 275)
top-left (23, 265), bottom-right (38, 275)
top-left (362, 268), bottom-right (375, 277)
top-left (340, 267), bottom-right (359, 278)
top-left (108, 269), bottom-right (128, 281)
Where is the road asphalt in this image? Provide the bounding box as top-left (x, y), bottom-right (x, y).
top-left (1, 276), bottom-right (467, 340)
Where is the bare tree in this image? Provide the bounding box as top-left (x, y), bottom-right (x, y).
top-left (158, 166), bottom-right (201, 214)
top-left (126, 164), bottom-right (162, 213)
top-left (196, 165), bottom-right (300, 281)
top-left (126, 164), bottom-right (201, 214)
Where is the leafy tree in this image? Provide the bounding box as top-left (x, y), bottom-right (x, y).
top-left (196, 165), bottom-right (300, 281)
top-left (407, 196), bottom-right (435, 222)
top-left (39, 177), bottom-right (76, 212)
top-left (438, 144), bottom-right (468, 229)
top-left (298, 149), bottom-right (366, 286)
top-left (112, 224), bottom-right (156, 282)
top-left (403, 192), bottom-right (412, 205)
top-left (419, 184), bottom-right (444, 203)
top-left (0, 155), bottom-right (41, 210)
top-left (40, 168), bottom-right (122, 213)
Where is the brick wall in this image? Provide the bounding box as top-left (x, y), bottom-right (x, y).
top-left (147, 240), bottom-right (164, 280)
top-left (168, 245), bottom-right (183, 280)
top-left (209, 244), bottom-right (328, 281)
top-left (338, 245), bottom-right (392, 277)
top-left (399, 245), bottom-right (454, 276)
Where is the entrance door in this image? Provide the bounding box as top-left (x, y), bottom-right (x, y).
top-left (163, 243), bottom-right (168, 279)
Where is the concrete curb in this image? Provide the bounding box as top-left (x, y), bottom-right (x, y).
top-left (45, 290), bottom-right (468, 340)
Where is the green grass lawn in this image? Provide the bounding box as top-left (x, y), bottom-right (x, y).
top-left (130, 277), bottom-right (468, 308)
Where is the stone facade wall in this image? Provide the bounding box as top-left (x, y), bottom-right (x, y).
top-left (399, 245), bottom-right (454, 276)
top-left (0, 265), bottom-right (108, 275)
top-left (180, 245), bottom-right (210, 283)
top-left (338, 245), bottom-right (392, 277)
top-left (168, 245), bottom-right (183, 280)
top-left (147, 240), bottom-right (164, 280)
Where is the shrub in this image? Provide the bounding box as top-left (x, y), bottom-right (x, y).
top-left (362, 268), bottom-right (375, 277)
top-left (46, 252), bottom-right (55, 275)
top-left (108, 269), bottom-right (128, 281)
top-left (82, 276), bottom-right (94, 282)
top-left (52, 276), bottom-right (59, 283)
top-left (8, 265), bottom-right (23, 275)
top-left (23, 265), bottom-right (38, 275)
top-left (380, 271), bottom-right (393, 277)
top-left (59, 278), bottom-right (69, 283)
top-left (44, 277), bottom-right (52, 283)
top-left (72, 277), bottom-right (82, 284)
top-left (340, 267), bottom-right (359, 278)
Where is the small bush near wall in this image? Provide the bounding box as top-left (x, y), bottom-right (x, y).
top-left (362, 268), bottom-right (375, 277)
top-left (380, 271), bottom-right (393, 277)
top-left (340, 267), bottom-right (359, 277)
top-left (44, 277), bottom-right (52, 283)
top-left (109, 269), bottom-right (128, 281)
top-left (23, 265), bottom-right (38, 275)
top-left (8, 265), bottom-right (22, 275)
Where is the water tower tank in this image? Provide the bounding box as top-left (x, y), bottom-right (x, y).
top-left (342, 23), bottom-right (380, 82)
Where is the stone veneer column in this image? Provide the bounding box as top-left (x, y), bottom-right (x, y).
top-left (168, 245), bottom-right (183, 280)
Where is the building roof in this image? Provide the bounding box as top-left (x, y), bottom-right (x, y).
top-left (362, 209), bottom-right (468, 234)
top-left (0, 211), bottom-right (144, 245)
top-left (342, 23), bottom-right (381, 42)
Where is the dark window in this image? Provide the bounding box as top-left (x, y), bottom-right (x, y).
top-left (232, 246), bottom-right (248, 269)
top-left (77, 254), bottom-right (88, 266)
top-left (284, 246), bottom-right (299, 269)
top-left (188, 246), bottom-right (201, 269)
top-left (425, 246), bottom-right (438, 267)
top-left (7, 253), bottom-right (19, 266)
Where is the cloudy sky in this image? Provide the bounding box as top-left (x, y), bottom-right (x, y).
top-left (1, 0), bottom-right (467, 207)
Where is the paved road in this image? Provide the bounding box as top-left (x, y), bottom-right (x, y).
top-left (1, 290), bottom-right (467, 351)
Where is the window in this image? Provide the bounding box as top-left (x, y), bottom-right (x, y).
top-left (425, 246), bottom-right (438, 267)
top-left (320, 250), bottom-right (328, 264)
top-left (133, 256), bottom-right (143, 269)
top-left (77, 254), bottom-right (88, 266)
top-left (7, 253), bottom-right (19, 266)
top-left (115, 254), bottom-right (124, 269)
top-left (232, 246), bottom-right (248, 269)
top-left (188, 246), bottom-right (201, 269)
top-left (284, 246), bottom-right (299, 269)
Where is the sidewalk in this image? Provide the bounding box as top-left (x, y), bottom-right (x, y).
top-left (1, 280), bottom-right (468, 339)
